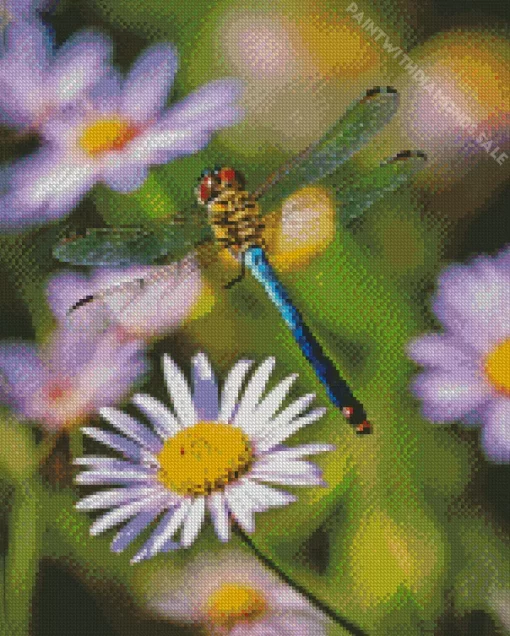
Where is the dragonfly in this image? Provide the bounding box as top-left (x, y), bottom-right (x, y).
top-left (53, 86), bottom-right (427, 435)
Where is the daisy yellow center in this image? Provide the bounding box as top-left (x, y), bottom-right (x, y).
top-left (156, 422), bottom-right (253, 496)
top-left (484, 338), bottom-right (510, 395)
top-left (78, 118), bottom-right (138, 156)
top-left (205, 583), bottom-right (268, 627)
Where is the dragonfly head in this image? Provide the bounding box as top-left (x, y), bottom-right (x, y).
top-left (196, 166), bottom-right (245, 205)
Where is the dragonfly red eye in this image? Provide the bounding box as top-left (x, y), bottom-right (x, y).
top-left (219, 167), bottom-right (236, 184)
top-left (196, 175), bottom-right (214, 204)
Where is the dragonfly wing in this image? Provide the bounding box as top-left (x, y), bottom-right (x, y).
top-left (53, 220), bottom-right (212, 267)
top-left (338, 150), bottom-right (427, 224)
top-left (254, 86), bottom-right (399, 210)
top-left (65, 253), bottom-right (203, 336)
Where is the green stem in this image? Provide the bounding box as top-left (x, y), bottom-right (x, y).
top-left (235, 528), bottom-right (370, 636)
top-left (4, 477), bottom-right (42, 636)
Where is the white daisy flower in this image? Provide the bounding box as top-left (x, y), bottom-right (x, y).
top-left (146, 550), bottom-right (330, 635)
top-left (75, 353), bottom-right (333, 563)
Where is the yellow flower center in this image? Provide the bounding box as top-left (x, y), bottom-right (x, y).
top-left (78, 118), bottom-right (138, 156)
top-left (484, 338), bottom-right (510, 396)
top-left (205, 583), bottom-right (268, 628)
top-left (156, 422), bottom-right (253, 496)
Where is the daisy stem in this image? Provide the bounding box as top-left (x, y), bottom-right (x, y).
top-left (235, 528), bottom-right (370, 636)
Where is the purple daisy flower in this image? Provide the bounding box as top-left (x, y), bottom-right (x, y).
top-left (408, 245), bottom-right (510, 463)
top-left (0, 37), bottom-right (243, 230)
top-left (0, 327), bottom-right (147, 432)
top-left (74, 353), bottom-right (334, 562)
top-left (46, 253), bottom-right (203, 340)
top-left (0, 0), bottom-right (49, 29)
top-left (0, 20), bottom-right (113, 131)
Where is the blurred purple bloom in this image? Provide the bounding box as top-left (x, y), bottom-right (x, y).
top-left (0, 35), bottom-right (243, 230)
top-left (408, 246), bottom-right (510, 463)
top-left (0, 0), bottom-right (48, 29)
top-left (0, 21), bottom-right (113, 131)
top-left (46, 253), bottom-right (203, 340)
top-left (0, 328), bottom-right (147, 431)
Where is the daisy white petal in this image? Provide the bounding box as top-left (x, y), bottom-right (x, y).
top-left (76, 470), bottom-right (155, 486)
top-left (149, 499), bottom-right (192, 557)
top-left (257, 407), bottom-right (327, 452)
top-left (224, 484), bottom-right (257, 533)
top-left (257, 392), bottom-right (316, 437)
top-left (218, 359), bottom-right (254, 421)
top-left (75, 486), bottom-right (159, 511)
top-left (100, 406), bottom-right (162, 452)
top-left (207, 491), bottom-right (230, 542)
top-left (234, 357), bottom-right (276, 427)
top-left (131, 393), bottom-right (181, 438)
top-left (81, 427), bottom-right (144, 462)
top-left (191, 352), bottom-right (219, 421)
top-left (111, 508), bottom-right (166, 553)
top-left (241, 479), bottom-right (297, 509)
top-left (245, 373), bottom-right (298, 432)
top-left (181, 497), bottom-right (206, 548)
top-left (163, 354), bottom-right (196, 426)
top-left (260, 443), bottom-right (335, 461)
top-left (89, 497), bottom-right (161, 537)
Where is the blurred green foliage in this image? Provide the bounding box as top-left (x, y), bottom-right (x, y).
top-left (0, 0), bottom-right (508, 635)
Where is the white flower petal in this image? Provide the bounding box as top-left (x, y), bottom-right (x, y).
top-left (110, 508), bottom-right (164, 554)
top-left (261, 443), bottom-right (335, 461)
top-left (256, 393), bottom-right (316, 439)
top-left (180, 497), bottom-right (206, 547)
top-left (75, 471), bottom-right (154, 486)
top-left (131, 393), bottom-right (181, 438)
top-left (163, 354), bottom-right (196, 427)
top-left (241, 479), bottom-right (296, 510)
top-left (100, 406), bottom-right (162, 451)
top-left (257, 408), bottom-right (327, 452)
top-left (207, 491), bottom-right (230, 542)
top-left (89, 493), bottom-right (167, 536)
top-left (75, 486), bottom-right (160, 511)
top-left (81, 427), bottom-right (143, 461)
top-left (191, 352), bottom-right (219, 421)
top-left (218, 359), bottom-right (254, 422)
top-left (224, 484), bottom-right (257, 533)
top-left (242, 373), bottom-right (298, 434)
top-left (234, 357), bottom-right (275, 426)
top-left (149, 498), bottom-right (192, 557)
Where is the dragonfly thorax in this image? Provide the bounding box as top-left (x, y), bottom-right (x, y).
top-left (207, 188), bottom-right (265, 254)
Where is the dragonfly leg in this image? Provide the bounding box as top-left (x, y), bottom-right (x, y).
top-left (224, 252), bottom-right (246, 289)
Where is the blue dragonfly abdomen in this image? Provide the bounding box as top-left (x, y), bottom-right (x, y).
top-left (244, 246), bottom-right (370, 433)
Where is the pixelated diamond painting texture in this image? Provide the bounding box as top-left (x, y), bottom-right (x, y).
top-left (0, 0), bottom-right (508, 634)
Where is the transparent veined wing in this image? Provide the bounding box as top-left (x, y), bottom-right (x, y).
top-left (64, 252), bottom-right (204, 336)
top-left (337, 150), bottom-right (427, 224)
top-left (253, 86), bottom-right (400, 211)
top-left (53, 210), bottom-right (213, 267)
